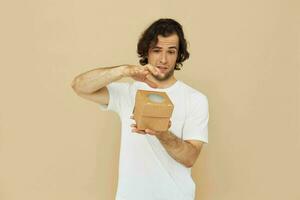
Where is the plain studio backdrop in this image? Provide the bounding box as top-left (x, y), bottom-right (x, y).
top-left (0, 0), bottom-right (299, 200)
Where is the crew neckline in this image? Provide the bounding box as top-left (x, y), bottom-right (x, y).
top-left (135, 80), bottom-right (181, 93)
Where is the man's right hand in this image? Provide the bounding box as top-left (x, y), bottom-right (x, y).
top-left (122, 64), bottom-right (160, 88)
top-left (71, 63), bottom-right (161, 106)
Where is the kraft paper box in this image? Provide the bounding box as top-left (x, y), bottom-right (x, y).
top-left (133, 90), bottom-right (174, 132)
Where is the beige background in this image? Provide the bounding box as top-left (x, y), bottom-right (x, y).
top-left (0, 0), bottom-right (299, 199)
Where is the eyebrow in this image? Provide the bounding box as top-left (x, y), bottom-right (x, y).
top-left (152, 46), bottom-right (178, 50)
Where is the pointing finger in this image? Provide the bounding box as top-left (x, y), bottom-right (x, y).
top-left (145, 64), bottom-right (159, 75)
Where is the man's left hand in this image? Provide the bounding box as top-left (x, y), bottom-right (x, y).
top-left (130, 115), bottom-right (171, 137)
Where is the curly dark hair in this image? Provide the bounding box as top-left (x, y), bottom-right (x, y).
top-left (137, 18), bottom-right (190, 70)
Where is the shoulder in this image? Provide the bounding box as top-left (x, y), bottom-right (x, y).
top-left (107, 81), bottom-right (138, 94)
top-left (106, 82), bottom-right (133, 100)
top-left (177, 81), bottom-right (208, 102)
top-left (108, 81), bottom-right (131, 89)
top-left (177, 81), bottom-right (209, 116)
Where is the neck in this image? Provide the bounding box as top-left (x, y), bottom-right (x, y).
top-left (155, 76), bottom-right (177, 89)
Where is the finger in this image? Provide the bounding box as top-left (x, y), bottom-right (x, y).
top-left (145, 74), bottom-right (158, 88)
top-left (145, 129), bottom-right (157, 135)
top-left (144, 79), bottom-right (158, 88)
top-left (142, 70), bottom-right (150, 76)
top-left (168, 120), bottom-right (172, 128)
top-left (132, 129), bottom-right (146, 134)
top-left (129, 68), bottom-right (139, 76)
top-left (145, 64), bottom-right (159, 75)
top-left (131, 124), bottom-right (144, 132)
top-left (131, 67), bottom-right (146, 77)
top-left (131, 69), bottom-right (150, 81)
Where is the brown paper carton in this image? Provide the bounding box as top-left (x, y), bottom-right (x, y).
top-left (133, 90), bottom-right (174, 132)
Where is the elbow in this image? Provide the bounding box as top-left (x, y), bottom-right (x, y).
top-left (71, 77), bottom-right (98, 94)
top-left (71, 78), bottom-right (76, 90)
top-left (71, 77), bottom-right (87, 94)
top-left (71, 78), bottom-right (80, 92)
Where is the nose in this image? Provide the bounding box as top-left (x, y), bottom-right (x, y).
top-left (159, 52), bottom-right (167, 64)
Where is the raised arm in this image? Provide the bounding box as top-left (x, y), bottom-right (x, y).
top-left (71, 64), bottom-right (160, 104)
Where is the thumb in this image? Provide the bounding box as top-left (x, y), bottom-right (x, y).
top-left (144, 74), bottom-right (158, 88)
top-left (168, 120), bottom-right (172, 128)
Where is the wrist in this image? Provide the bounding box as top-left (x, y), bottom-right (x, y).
top-left (156, 130), bottom-right (172, 142)
top-left (119, 64), bottom-right (131, 78)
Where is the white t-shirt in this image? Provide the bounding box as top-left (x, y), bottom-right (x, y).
top-left (100, 80), bottom-right (209, 200)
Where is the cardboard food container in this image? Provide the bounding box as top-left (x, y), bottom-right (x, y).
top-left (133, 89), bottom-right (174, 132)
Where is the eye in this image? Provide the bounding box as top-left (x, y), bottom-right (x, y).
top-left (152, 49), bottom-right (160, 53)
top-left (168, 51), bottom-right (176, 54)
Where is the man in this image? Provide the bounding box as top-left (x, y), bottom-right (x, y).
top-left (71, 18), bottom-right (209, 200)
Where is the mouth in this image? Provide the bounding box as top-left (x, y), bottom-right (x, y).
top-left (156, 66), bottom-right (168, 73)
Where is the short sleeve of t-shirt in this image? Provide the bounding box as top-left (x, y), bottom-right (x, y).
top-left (183, 93), bottom-right (209, 143)
top-left (99, 82), bottom-right (130, 115)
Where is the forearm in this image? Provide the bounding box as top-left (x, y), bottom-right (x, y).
top-left (71, 65), bottom-right (126, 94)
top-left (156, 132), bottom-right (200, 168)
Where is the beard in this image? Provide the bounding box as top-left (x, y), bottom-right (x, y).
top-left (152, 67), bottom-right (175, 81)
